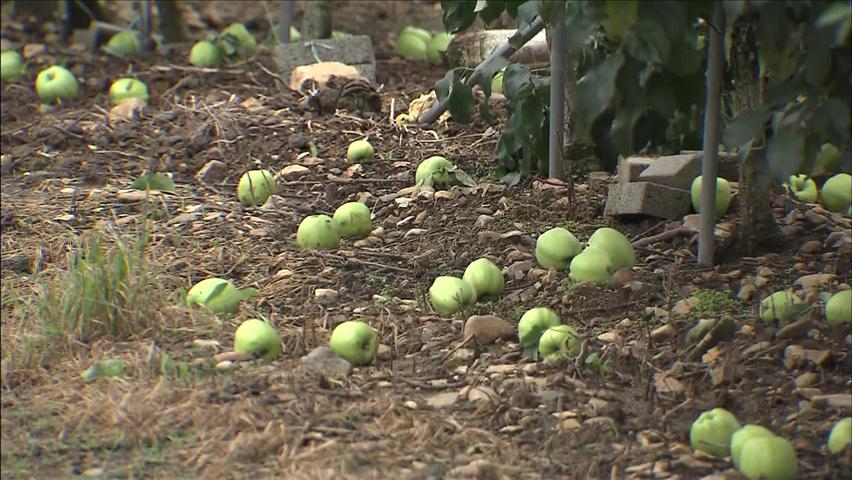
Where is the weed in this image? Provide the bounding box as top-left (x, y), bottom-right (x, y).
top-left (692, 289), bottom-right (744, 318)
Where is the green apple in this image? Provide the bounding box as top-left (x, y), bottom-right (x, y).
top-left (238, 169), bottom-right (277, 207)
top-left (569, 246), bottom-right (614, 286)
top-left (462, 258), bottom-right (504, 299)
top-left (102, 30), bottom-right (141, 57)
top-left (429, 276), bottom-right (476, 315)
top-left (538, 324), bottom-right (581, 361)
top-left (535, 227), bottom-right (581, 270)
top-left (330, 31), bottom-right (351, 40)
top-left (759, 290), bottom-right (803, 324)
top-left (290, 26), bottom-right (302, 42)
top-left (731, 425), bottom-right (776, 469)
top-left (825, 290), bottom-right (851, 327)
top-left (738, 435), bottom-right (798, 480)
top-left (109, 77), bottom-right (149, 105)
top-left (492, 68), bottom-right (505, 95)
top-left (35, 65), bottom-right (78, 104)
top-left (828, 417), bottom-right (852, 454)
top-left (816, 142), bottom-right (840, 174)
top-left (784, 174), bottom-right (818, 203)
top-left (186, 277), bottom-right (256, 315)
top-left (821, 173), bottom-right (852, 213)
top-left (347, 139), bottom-right (374, 162)
top-left (401, 26), bottom-right (432, 44)
top-left (689, 407), bottom-right (741, 458)
top-left (415, 155), bottom-right (455, 188)
top-left (189, 40), bottom-right (222, 67)
top-left (395, 32), bottom-right (429, 60)
top-left (426, 32), bottom-right (453, 64)
top-left (234, 319), bottom-right (282, 361)
top-left (333, 201), bottom-right (372, 238)
top-left (296, 214), bottom-right (340, 249)
top-left (517, 307), bottom-right (560, 345)
top-left (691, 176), bottom-right (732, 217)
top-left (329, 320), bottom-right (379, 366)
top-left (218, 23), bottom-right (256, 60)
top-left (586, 227), bottom-right (635, 270)
top-left (1, 51), bottom-right (24, 81)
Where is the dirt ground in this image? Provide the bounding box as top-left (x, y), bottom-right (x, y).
top-left (1, 1), bottom-right (851, 479)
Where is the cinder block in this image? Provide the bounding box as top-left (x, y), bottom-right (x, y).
top-left (604, 182), bottom-right (692, 219)
top-left (639, 151), bottom-right (741, 190)
top-left (617, 156), bottom-right (656, 183)
top-left (275, 35), bottom-right (376, 87)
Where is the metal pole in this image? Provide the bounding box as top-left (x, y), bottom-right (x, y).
top-left (279, 0), bottom-right (294, 44)
top-left (547, 4), bottom-right (567, 180)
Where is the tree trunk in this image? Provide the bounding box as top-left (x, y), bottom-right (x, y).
top-left (155, 0), bottom-right (187, 43)
top-left (301, 0), bottom-right (332, 41)
top-left (730, 9), bottom-right (783, 255)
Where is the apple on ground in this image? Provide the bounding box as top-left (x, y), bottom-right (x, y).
top-left (238, 169), bottom-right (277, 207)
top-left (109, 78), bottom-right (149, 105)
top-left (347, 139), bottom-right (374, 162)
top-left (759, 290), bottom-right (804, 324)
top-left (690, 176), bottom-right (732, 217)
top-left (401, 26), bottom-right (432, 44)
top-left (426, 32), bottom-right (453, 64)
top-left (415, 155), bottom-right (455, 188)
top-left (689, 407), bottom-right (741, 458)
top-left (329, 320), bottom-right (378, 366)
top-left (218, 23), bottom-right (257, 60)
top-left (296, 214), bottom-right (340, 249)
top-left (816, 142), bottom-right (840, 174)
top-left (429, 276), bottom-right (476, 315)
top-left (333, 201), bottom-right (372, 238)
top-left (828, 417), bottom-right (851, 454)
top-left (569, 246), bottom-right (614, 286)
top-left (538, 324), bottom-right (581, 362)
top-left (190, 40), bottom-right (222, 67)
top-left (784, 174), bottom-right (818, 203)
top-left (825, 290), bottom-right (851, 327)
top-left (186, 277), bottom-right (257, 315)
top-left (535, 227), bottom-right (580, 270)
top-left (730, 425), bottom-right (776, 469)
top-left (103, 30), bottom-right (141, 57)
top-left (234, 319), bottom-right (282, 361)
top-left (1, 50), bottom-right (24, 81)
top-left (395, 31), bottom-right (428, 60)
top-left (737, 435), bottom-right (798, 480)
top-left (821, 173), bottom-right (851, 214)
top-left (586, 227), bottom-right (635, 270)
top-left (517, 307), bottom-right (560, 345)
top-left (35, 65), bottom-right (78, 104)
top-left (462, 258), bottom-right (504, 299)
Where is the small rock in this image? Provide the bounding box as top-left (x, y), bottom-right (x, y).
top-left (784, 345), bottom-right (805, 370)
top-left (466, 385), bottom-right (499, 405)
top-left (756, 266), bottom-right (775, 278)
top-left (213, 351), bottom-right (255, 363)
top-left (654, 372), bottom-right (686, 395)
top-left (280, 164), bottom-right (310, 180)
top-left (434, 190), bottom-right (458, 200)
top-left (795, 273), bottom-right (836, 293)
top-left (485, 364), bottom-right (517, 374)
top-left (559, 418), bottom-right (582, 431)
top-left (82, 468), bottom-right (105, 478)
top-left (117, 189), bottom-right (164, 203)
top-left (651, 324), bottom-right (676, 341)
top-left (475, 214), bottom-right (495, 228)
top-left (195, 160), bottom-right (228, 184)
top-left (376, 344), bottom-right (392, 361)
top-left (447, 459), bottom-right (501, 479)
top-left (801, 349), bottom-right (832, 367)
top-left (753, 276), bottom-right (769, 288)
top-left (738, 283), bottom-right (757, 301)
top-left (597, 331), bottom-right (622, 343)
top-left (215, 360), bottom-right (236, 371)
top-left (463, 315), bottom-right (516, 344)
top-left (795, 372), bottom-right (818, 388)
top-left (426, 392), bottom-right (459, 409)
top-left (109, 97), bottom-right (147, 123)
top-left (301, 346), bottom-right (353, 377)
top-left (612, 268), bottom-right (634, 289)
top-left (800, 240), bottom-right (822, 254)
top-left (314, 288), bottom-right (339, 304)
top-left (811, 393), bottom-right (852, 412)
top-left (504, 260), bottom-right (534, 280)
top-left (673, 297), bottom-right (697, 316)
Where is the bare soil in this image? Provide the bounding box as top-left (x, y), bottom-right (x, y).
top-left (2, 2), bottom-right (850, 479)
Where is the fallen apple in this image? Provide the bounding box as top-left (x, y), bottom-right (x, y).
top-left (296, 214), bottom-right (340, 249)
top-left (290, 26), bottom-right (302, 42)
top-left (234, 319), bottom-right (282, 361)
top-left (759, 290), bottom-right (804, 324)
top-left (569, 246), bottom-right (614, 286)
top-left (784, 174), bottom-right (818, 203)
top-left (218, 23), bottom-right (257, 60)
top-left (517, 307), bottom-right (560, 346)
top-left (347, 139), bottom-right (374, 162)
top-left (35, 65), bottom-right (78, 104)
top-left (821, 172), bottom-right (851, 213)
top-left (691, 176), bottom-right (732, 217)
top-left (1, 50), bottom-right (24, 81)
top-left (586, 227), bottom-right (635, 270)
top-left (816, 142), bottom-right (840, 174)
top-left (825, 290), bottom-right (851, 327)
top-left (329, 320), bottom-right (379, 366)
top-left (738, 435), bottom-right (798, 480)
top-left (462, 258), bottom-right (504, 299)
top-left (186, 277), bottom-right (256, 315)
top-left (415, 155), bottom-right (455, 188)
top-left (538, 324), bottom-right (581, 361)
top-left (237, 169), bottom-right (277, 207)
top-left (535, 227), bottom-right (581, 270)
top-left (102, 30), bottom-right (141, 57)
top-left (333, 201), bottom-right (372, 238)
top-left (426, 32), bottom-right (453, 64)
top-left (731, 425), bottom-right (776, 469)
top-left (109, 77), bottom-right (149, 105)
top-left (189, 40), bottom-right (222, 67)
top-left (395, 32), bottom-right (429, 60)
top-left (689, 407), bottom-right (741, 458)
top-left (492, 68), bottom-right (505, 95)
top-left (828, 417), bottom-right (852, 454)
top-left (401, 26), bottom-right (432, 44)
top-left (429, 276), bottom-right (476, 315)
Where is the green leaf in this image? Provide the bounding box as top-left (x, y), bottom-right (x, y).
top-left (625, 18), bottom-right (671, 64)
top-left (576, 51), bottom-right (625, 125)
top-left (478, 0), bottom-right (507, 24)
top-left (502, 63), bottom-right (532, 101)
top-left (603, 0), bottom-right (638, 42)
top-left (441, 0), bottom-right (478, 33)
top-left (501, 171), bottom-right (522, 187)
top-left (723, 107), bottom-right (773, 150)
top-left (767, 127), bottom-right (807, 181)
top-left (520, 324), bottom-right (549, 361)
top-left (448, 80), bottom-right (475, 124)
top-left (801, 37), bottom-right (832, 87)
top-left (309, 140), bottom-right (318, 157)
top-left (477, 56), bottom-right (509, 97)
top-left (515, 0), bottom-right (541, 30)
top-left (817, 1), bottom-right (852, 45)
top-left (449, 167), bottom-right (477, 187)
top-left (237, 287), bottom-right (259, 300)
top-left (131, 173), bottom-right (176, 193)
top-left (435, 70), bottom-right (455, 102)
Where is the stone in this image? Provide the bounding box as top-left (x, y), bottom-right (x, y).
top-left (426, 392), bottom-right (459, 409)
top-left (195, 160), bottom-right (228, 184)
top-left (301, 346), bottom-right (352, 377)
top-left (288, 61), bottom-right (365, 92)
top-left (279, 164), bottom-right (310, 180)
top-left (275, 35), bottom-right (376, 86)
top-left (637, 151), bottom-right (740, 191)
top-left (617, 156), bottom-right (655, 183)
top-left (604, 182), bottom-right (692, 219)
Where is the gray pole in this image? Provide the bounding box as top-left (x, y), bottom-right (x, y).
top-left (547, 4), bottom-right (567, 180)
top-left (279, 0), bottom-right (293, 44)
top-left (698, 1), bottom-right (726, 266)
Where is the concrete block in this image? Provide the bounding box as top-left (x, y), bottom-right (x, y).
top-left (681, 150), bottom-right (741, 180)
top-left (275, 35), bottom-right (376, 87)
top-left (617, 156), bottom-right (655, 183)
top-left (604, 182), bottom-right (692, 219)
top-left (639, 151), bottom-right (741, 190)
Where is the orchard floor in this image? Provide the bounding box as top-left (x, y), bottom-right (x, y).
top-left (1, 2), bottom-right (850, 479)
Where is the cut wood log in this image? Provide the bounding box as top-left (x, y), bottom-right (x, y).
top-left (446, 29), bottom-right (550, 68)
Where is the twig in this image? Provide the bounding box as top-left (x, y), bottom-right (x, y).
top-left (631, 227), bottom-right (696, 248)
